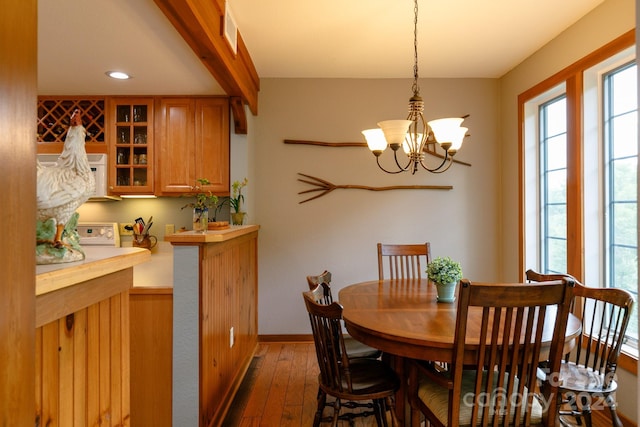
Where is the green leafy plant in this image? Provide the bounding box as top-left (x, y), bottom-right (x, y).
top-left (426, 256), bottom-right (463, 285)
top-left (181, 178), bottom-right (218, 211)
top-left (216, 178), bottom-right (248, 216)
top-left (230, 178), bottom-right (248, 213)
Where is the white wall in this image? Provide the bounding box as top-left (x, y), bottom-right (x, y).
top-left (252, 78), bottom-right (499, 334)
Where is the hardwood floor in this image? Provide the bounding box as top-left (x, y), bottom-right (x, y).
top-left (222, 341), bottom-right (386, 426)
top-left (222, 342), bottom-right (616, 427)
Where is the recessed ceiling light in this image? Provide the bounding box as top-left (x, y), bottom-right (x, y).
top-left (106, 71), bottom-right (132, 80)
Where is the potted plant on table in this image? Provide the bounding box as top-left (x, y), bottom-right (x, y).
top-left (181, 178), bottom-right (218, 232)
top-left (426, 256), bottom-right (463, 303)
top-left (229, 178), bottom-right (248, 225)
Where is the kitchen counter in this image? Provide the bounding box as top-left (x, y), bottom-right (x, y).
top-left (164, 224), bottom-right (259, 243)
top-left (35, 245), bottom-right (150, 426)
top-left (36, 246), bottom-right (150, 296)
top-left (169, 225), bottom-right (259, 426)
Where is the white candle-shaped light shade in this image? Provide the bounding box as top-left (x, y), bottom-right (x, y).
top-left (378, 120), bottom-right (412, 147)
top-left (450, 127), bottom-right (468, 151)
top-left (362, 128), bottom-right (388, 152)
top-left (427, 118), bottom-right (464, 145)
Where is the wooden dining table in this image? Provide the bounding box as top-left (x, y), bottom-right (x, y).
top-left (338, 278), bottom-right (582, 425)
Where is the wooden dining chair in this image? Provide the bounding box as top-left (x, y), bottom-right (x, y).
top-left (307, 270), bottom-right (382, 359)
top-left (525, 269), bottom-right (635, 427)
top-left (377, 242), bottom-right (431, 280)
top-left (407, 278), bottom-right (575, 427)
top-left (302, 290), bottom-right (400, 427)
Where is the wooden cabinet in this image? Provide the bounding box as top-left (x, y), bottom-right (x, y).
top-left (107, 98), bottom-right (154, 195)
top-left (156, 97), bottom-right (230, 196)
top-left (130, 288), bottom-right (173, 427)
top-left (37, 96), bottom-right (107, 154)
top-left (37, 95), bottom-right (230, 197)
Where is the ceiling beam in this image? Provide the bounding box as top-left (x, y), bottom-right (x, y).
top-left (154, 0), bottom-right (259, 121)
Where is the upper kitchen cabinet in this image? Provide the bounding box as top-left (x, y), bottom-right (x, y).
top-left (156, 97), bottom-right (230, 196)
top-left (37, 96), bottom-right (107, 154)
top-left (107, 98), bottom-right (154, 195)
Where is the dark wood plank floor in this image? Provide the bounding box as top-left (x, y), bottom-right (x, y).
top-left (222, 342), bottom-right (386, 426)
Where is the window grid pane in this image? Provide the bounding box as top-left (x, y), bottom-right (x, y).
top-left (604, 62), bottom-right (638, 341)
top-left (540, 96), bottom-right (567, 274)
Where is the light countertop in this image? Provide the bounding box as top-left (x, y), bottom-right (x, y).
top-left (164, 224), bottom-right (259, 244)
top-left (36, 246), bottom-right (150, 296)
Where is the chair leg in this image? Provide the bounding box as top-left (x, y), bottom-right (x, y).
top-left (372, 398), bottom-right (387, 427)
top-left (605, 394), bottom-right (623, 427)
top-left (313, 390), bottom-right (326, 427)
top-left (331, 398), bottom-right (341, 427)
top-left (579, 394), bottom-right (593, 427)
top-left (386, 395), bottom-right (399, 427)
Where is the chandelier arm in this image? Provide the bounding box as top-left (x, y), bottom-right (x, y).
top-left (419, 152), bottom-right (454, 173)
top-left (375, 155), bottom-right (406, 174)
top-left (393, 150), bottom-right (414, 172)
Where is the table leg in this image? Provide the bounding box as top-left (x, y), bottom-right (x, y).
top-left (384, 354), bottom-right (414, 426)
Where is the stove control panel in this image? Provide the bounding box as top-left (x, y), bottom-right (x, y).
top-left (76, 222), bottom-right (121, 247)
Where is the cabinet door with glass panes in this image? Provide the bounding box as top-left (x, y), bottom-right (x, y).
top-left (107, 98), bottom-right (154, 194)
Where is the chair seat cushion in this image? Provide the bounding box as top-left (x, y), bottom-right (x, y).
top-left (418, 370), bottom-right (543, 426)
top-left (321, 358), bottom-right (400, 399)
top-left (344, 336), bottom-right (382, 359)
top-left (557, 361), bottom-right (618, 394)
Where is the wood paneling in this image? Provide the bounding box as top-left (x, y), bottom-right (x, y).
top-left (36, 268), bottom-right (132, 327)
top-left (0, 1), bottom-right (37, 425)
top-left (130, 287), bottom-right (174, 427)
top-left (35, 290), bottom-right (131, 426)
top-left (199, 231), bottom-right (258, 427)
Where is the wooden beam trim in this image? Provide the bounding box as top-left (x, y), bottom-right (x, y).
top-left (153, 0), bottom-right (259, 115)
top-left (230, 96), bottom-right (247, 134)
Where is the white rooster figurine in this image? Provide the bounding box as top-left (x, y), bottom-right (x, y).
top-left (37, 109), bottom-right (95, 251)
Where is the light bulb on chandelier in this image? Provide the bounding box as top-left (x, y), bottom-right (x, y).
top-left (361, 0), bottom-right (468, 175)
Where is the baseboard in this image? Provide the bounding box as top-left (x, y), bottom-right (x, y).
top-left (258, 334), bottom-right (313, 342)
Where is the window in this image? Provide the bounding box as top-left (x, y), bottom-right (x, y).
top-left (520, 32), bottom-right (638, 356)
top-left (604, 63), bottom-right (638, 344)
top-left (539, 96), bottom-right (567, 274)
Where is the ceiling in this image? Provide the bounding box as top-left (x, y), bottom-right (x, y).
top-left (38, 0), bottom-right (607, 96)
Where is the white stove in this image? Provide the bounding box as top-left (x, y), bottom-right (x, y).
top-left (76, 222), bottom-right (120, 247)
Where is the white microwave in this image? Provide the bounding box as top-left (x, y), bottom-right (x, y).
top-left (37, 153), bottom-right (119, 201)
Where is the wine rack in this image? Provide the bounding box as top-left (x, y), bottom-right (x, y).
top-left (37, 97), bottom-right (106, 143)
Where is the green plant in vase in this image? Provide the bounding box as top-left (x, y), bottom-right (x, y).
top-left (181, 178), bottom-right (218, 232)
top-left (426, 256), bottom-right (463, 303)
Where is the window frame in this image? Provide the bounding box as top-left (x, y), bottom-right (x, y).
top-left (517, 30), bottom-right (637, 371)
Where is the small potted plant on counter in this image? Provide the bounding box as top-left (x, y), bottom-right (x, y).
top-left (181, 178), bottom-right (218, 232)
top-left (426, 256), bottom-right (463, 303)
top-left (213, 177), bottom-right (249, 225)
top-left (229, 178), bottom-right (248, 225)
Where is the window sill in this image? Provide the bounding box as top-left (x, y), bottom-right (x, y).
top-left (618, 349), bottom-right (638, 375)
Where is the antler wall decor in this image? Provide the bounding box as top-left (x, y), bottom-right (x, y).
top-left (284, 139), bottom-right (472, 167)
top-left (297, 173), bottom-right (452, 204)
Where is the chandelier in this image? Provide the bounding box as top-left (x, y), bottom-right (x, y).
top-left (361, 0), bottom-right (468, 175)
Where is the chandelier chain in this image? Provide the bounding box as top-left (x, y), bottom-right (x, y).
top-left (412, 0), bottom-right (420, 96)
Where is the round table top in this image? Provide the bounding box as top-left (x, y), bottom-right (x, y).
top-left (339, 278), bottom-right (581, 363)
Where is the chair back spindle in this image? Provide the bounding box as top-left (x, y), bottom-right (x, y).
top-left (377, 243), bottom-right (431, 280)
